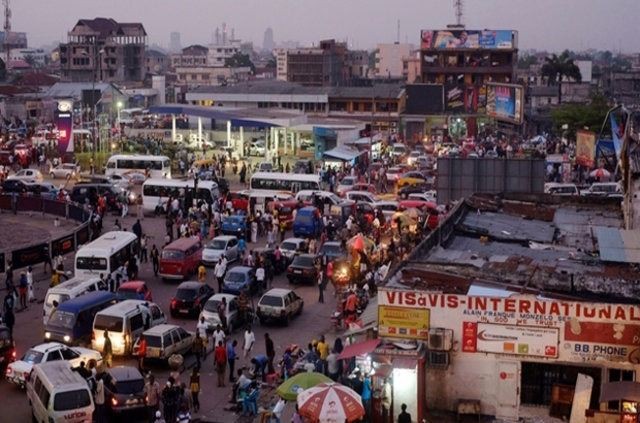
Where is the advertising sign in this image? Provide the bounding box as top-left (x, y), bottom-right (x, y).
top-left (378, 305), bottom-right (429, 340)
top-left (51, 233), bottom-right (76, 258)
top-left (421, 29), bottom-right (514, 50)
top-left (380, 289), bottom-right (640, 363)
top-left (11, 243), bottom-right (48, 268)
top-left (444, 84), bottom-right (465, 112)
top-left (55, 101), bottom-right (73, 156)
top-left (486, 83), bottom-right (524, 124)
top-left (575, 130), bottom-right (596, 168)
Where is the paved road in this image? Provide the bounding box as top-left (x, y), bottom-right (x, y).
top-left (0, 174), bottom-right (340, 423)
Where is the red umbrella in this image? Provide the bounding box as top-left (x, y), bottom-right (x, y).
top-left (297, 382), bottom-right (365, 423)
top-left (590, 168), bottom-right (611, 180)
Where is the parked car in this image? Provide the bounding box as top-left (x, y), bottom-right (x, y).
top-left (221, 214), bottom-right (248, 237)
top-left (256, 288), bottom-right (304, 326)
top-left (0, 325), bottom-right (15, 370)
top-left (134, 324), bottom-right (195, 363)
top-left (398, 183), bottom-right (433, 199)
top-left (336, 176), bottom-right (358, 196)
top-left (257, 161), bottom-right (273, 172)
top-left (202, 235), bottom-right (239, 266)
top-left (6, 342), bottom-right (102, 387)
top-left (345, 190), bottom-right (378, 204)
top-left (103, 366), bottom-right (147, 416)
top-left (70, 183), bottom-right (121, 210)
top-left (249, 140), bottom-right (266, 156)
top-left (7, 168), bottom-right (43, 183)
top-left (25, 182), bottom-right (60, 200)
top-left (581, 182), bottom-right (622, 198)
top-left (391, 143), bottom-right (408, 158)
top-left (385, 166), bottom-right (405, 183)
top-left (544, 183), bottom-right (579, 196)
top-left (222, 266), bottom-right (258, 295)
top-left (373, 200), bottom-right (399, 219)
top-left (406, 150), bottom-right (422, 166)
top-left (159, 238), bottom-right (203, 281)
top-left (318, 241), bottom-right (348, 263)
top-left (1, 178), bottom-right (28, 193)
top-left (116, 280), bottom-right (153, 302)
top-left (199, 293), bottom-right (247, 333)
top-left (292, 206), bottom-right (324, 238)
top-left (397, 171), bottom-right (428, 188)
top-left (169, 281), bottom-right (215, 318)
top-left (280, 238), bottom-right (308, 262)
top-left (408, 191), bottom-right (437, 203)
top-left (286, 254), bottom-right (318, 284)
top-left (49, 163), bottom-right (80, 180)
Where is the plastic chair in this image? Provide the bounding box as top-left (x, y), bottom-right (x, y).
top-left (242, 388), bottom-right (260, 416)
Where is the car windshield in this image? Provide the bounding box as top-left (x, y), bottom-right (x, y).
top-left (47, 310), bottom-right (76, 329)
top-left (260, 295), bottom-right (283, 307)
top-left (22, 349), bottom-right (44, 364)
top-left (207, 240), bottom-right (227, 250)
top-left (162, 250), bottom-right (184, 260)
top-left (292, 256), bottom-right (314, 267)
top-left (76, 256), bottom-right (108, 271)
top-left (341, 179), bottom-right (354, 186)
top-left (226, 272), bottom-right (246, 283)
top-left (45, 293), bottom-right (70, 308)
top-left (117, 290), bottom-right (140, 300)
top-left (204, 299), bottom-right (221, 313)
top-left (94, 314), bottom-right (123, 332)
top-left (53, 389), bottom-right (91, 411)
top-left (280, 242), bottom-right (297, 251)
top-left (114, 379), bottom-right (145, 395)
top-left (321, 245), bottom-right (343, 256)
top-left (146, 336), bottom-right (162, 348)
top-left (176, 288), bottom-right (197, 300)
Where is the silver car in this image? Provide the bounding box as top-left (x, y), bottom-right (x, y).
top-left (49, 163), bottom-right (79, 180)
top-left (202, 236), bottom-right (239, 266)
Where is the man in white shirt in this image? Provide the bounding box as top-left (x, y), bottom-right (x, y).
top-left (214, 259), bottom-right (226, 293)
top-left (196, 316), bottom-right (209, 346)
top-left (256, 266), bottom-right (265, 291)
top-left (212, 324), bottom-right (226, 347)
top-left (243, 327), bottom-right (255, 358)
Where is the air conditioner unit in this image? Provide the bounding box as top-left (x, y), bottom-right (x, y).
top-left (428, 328), bottom-right (453, 351)
top-left (428, 350), bottom-right (450, 369)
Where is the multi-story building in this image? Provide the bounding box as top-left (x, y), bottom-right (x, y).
top-left (171, 45), bottom-right (208, 68)
top-left (207, 39), bottom-right (241, 67)
top-left (605, 69), bottom-right (640, 106)
top-left (346, 50), bottom-right (370, 81)
top-left (275, 48), bottom-right (288, 81)
top-left (9, 48), bottom-right (47, 68)
top-left (402, 51), bottom-right (421, 83)
top-left (59, 18), bottom-right (147, 83)
top-left (145, 49), bottom-right (169, 76)
top-left (279, 40), bottom-right (348, 87)
top-left (375, 43), bottom-right (412, 78)
top-left (0, 31), bottom-right (27, 51)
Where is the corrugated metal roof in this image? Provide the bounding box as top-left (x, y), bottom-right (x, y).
top-left (596, 227), bottom-right (640, 263)
top-left (323, 145), bottom-right (365, 161)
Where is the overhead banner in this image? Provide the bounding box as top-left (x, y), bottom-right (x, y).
top-left (576, 130), bottom-right (596, 168)
top-left (421, 29), bottom-right (514, 50)
top-left (55, 100), bottom-right (74, 155)
top-left (486, 83), bottom-right (524, 125)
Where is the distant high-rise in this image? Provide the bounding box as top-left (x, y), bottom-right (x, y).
top-left (263, 27), bottom-right (275, 52)
top-left (169, 32), bottom-right (182, 53)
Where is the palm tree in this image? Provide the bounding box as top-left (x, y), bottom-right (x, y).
top-left (541, 50), bottom-right (582, 104)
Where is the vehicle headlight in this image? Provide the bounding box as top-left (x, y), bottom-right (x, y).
top-left (44, 332), bottom-right (51, 339)
top-left (63, 335), bottom-right (70, 343)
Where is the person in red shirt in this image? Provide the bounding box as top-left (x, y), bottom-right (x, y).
top-left (137, 334), bottom-right (147, 373)
top-left (214, 340), bottom-right (227, 387)
top-left (344, 290), bottom-right (358, 323)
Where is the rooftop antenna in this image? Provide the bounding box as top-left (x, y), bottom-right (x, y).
top-left (396, 19), bottom-right (400, 44)
top-left (454, 0), bottom-right (463, 26)
top-left (3, 0), bottom-right (10, 67)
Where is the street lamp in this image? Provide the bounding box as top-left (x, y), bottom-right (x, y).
top-left (116, 101), bottom-right (123, 127)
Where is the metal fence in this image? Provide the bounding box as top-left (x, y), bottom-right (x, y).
top-left (0, 195), bottom-right (92, 274)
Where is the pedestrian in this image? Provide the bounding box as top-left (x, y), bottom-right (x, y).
top-left (18, 272), bottom-right (27, 309)
top-left (137, 334), bottom-right (147, 373)
top-left (102, 330), bottom-right (113, 368)
top-left (197, 263), bottom-right (206, 283)
top-left (145, 374), bottom-right (161, 422)
top-left (214, 258), bottom-right (226, 292)
top-left (265, 333), bottom-right (275, 375)
top-left (243, 326), bottom-right (255, 359)
top-left (327, 348), bottom-right (339, 381)
top-left (3, 307), bottom-right (14, 338)
top-left (196, 316), bottom-right (209, 353)
top-left (212, 324), bottom-right (226, 348)
top-left (192, 333), bottom-right (204, 369)
top-left (214, 340), bottom-right (227, 387)
top-left (317, 335), bottom-right (329, 375)
top-left (26, 266), bottom-right (35, 303)
top-left (162, 379), bottom-right (178, 423)
top-left (151, 245), bottom-right (159, 276)
top-left (218, 297), bottom-right (227, 330)
top-left (140, 234), bottom-right (148, 263)
top-left (317, 266), bottom-right (325, 304)
top-left (132, 219), bottom-right (143, 239)
top-left (5, 260), bottom-right (13, 291)
top-left (256, 263), bottom-right (265, 292)
top-left (227, 339), bottom-right (237, 383)
top-left (190, 367), bottom-right (200, 413)
top-left (94, 373), bottom-right (106, 423)
top-left (398, 403), bottom-right (412, 423)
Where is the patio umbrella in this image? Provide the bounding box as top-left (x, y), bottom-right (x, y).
top-left (297, 382), bottom-right (365, 423)
top-left (277, 372), bottom-right (332, 401)
top-left (347, 234), bottom-right (375, 251)
top-left (590, 168), bottom-right (611, 180)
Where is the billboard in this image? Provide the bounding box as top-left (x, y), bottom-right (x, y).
top-left (55, 101), bottom-right (73, 155)
top-left (421, 29), bottom-right (514, 50)
top-left (576, 130), bottom-right (596, 168)
top-left (11, 243), bottom-right (48, 268)
top-left (378, 305), bottom-right (430, 340)
top-left (467, 322), bottom-right (559, 358)
top-left (486, 83), bottom-right (524, 124)
top-left (444, 84), bottom-right (464, 112)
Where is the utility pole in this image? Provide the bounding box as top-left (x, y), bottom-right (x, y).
top-left (3, 0), bottom-right (11, 68)
top-left (454, 0), bottom-right (464, 26)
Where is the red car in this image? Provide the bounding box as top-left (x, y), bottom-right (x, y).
top-left (228, 191), bottom-right (249, 212)
top-left (398, 200), bottom-right (437, 212)
top-left (117, 280), bottom-right (153, 302)
top-left (159, 238), bottom-right (203, 281)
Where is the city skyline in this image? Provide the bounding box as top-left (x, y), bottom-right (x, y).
top-left (11, 0), bottom-right (640, 53)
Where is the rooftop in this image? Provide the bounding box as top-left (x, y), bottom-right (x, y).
top-left (385, 194), bottom-right (640, 303)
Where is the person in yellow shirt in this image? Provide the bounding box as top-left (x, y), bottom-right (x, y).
top-left (197, 264), bottom-right (207, 283)
top-left (316, 335), bottom-right (330, 375)
top-left (50, 271), bottom-right (60, 287)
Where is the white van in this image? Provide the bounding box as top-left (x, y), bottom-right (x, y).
top-left (27, 361), bottom-right (94, 423)
top-left (43, 277), bottom-right (106, 325)
top-left (92, 300), bottom-right (166, 356)
top-left (74, 231), bottom-right (139, 280)
top-left (295, 190), bottom-right (342, 206)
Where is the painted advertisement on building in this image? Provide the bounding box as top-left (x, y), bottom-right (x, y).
top-left (379, 289), bottom-right (640, 364)
top-left (421, 30), bottom-right (514, 50)
top-left (486, 83), bottom-right (524, 124)
top-left (575, 130), bottom-right (596, 168)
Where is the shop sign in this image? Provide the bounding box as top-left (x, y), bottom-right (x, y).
top-left (378, 305), bottom-right (429, 340)
top-left (471, 323), bottom-right (559, 358)
top-left (563, 321), bottom-right (640, 363)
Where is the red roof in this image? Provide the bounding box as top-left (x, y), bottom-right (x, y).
top-left (337, 338), bottom-right (381, 360)
top-left (14, 72), bottom-right (59, 87)
top-left (163, 237), bottom-right (201, 251)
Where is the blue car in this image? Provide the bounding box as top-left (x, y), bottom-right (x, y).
top-left (222, 266), bottom-right (258, 295)
top-left (292, 206), bottom-right (323, 238)
top-left (221, 214), bottom-right (247, 237)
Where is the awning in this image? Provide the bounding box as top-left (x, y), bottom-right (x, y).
top-left (323, 145), bottom-right (366, 162)
top-left (338, 339), bottom-right (381, 360)
top-left (600, 382), bottom-right (640, 402)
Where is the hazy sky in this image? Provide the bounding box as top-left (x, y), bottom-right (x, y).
top-left (12, 0), bottom-right (640, 53)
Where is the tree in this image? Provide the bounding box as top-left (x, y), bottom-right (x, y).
top-left (551, 93), bottom-right (609, 140)
top-left (224, 53), bottom-right (255, 73)
top-left (517, 54), bottom-right (537, 69)
top-left (541, 50), bottom-right (582, 104)
top-left (23, 54), bottom-right (38, 69)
